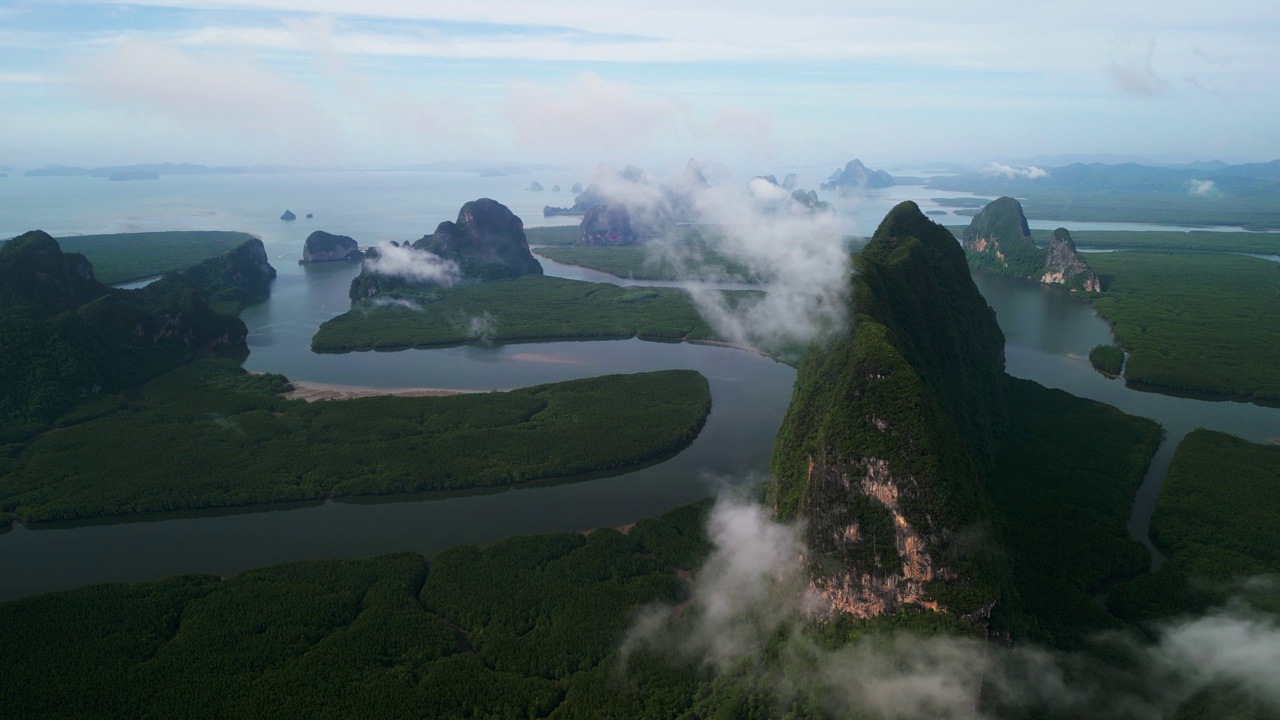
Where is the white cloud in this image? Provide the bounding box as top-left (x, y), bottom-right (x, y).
top-left (1107, 39), bottom-right (1170, 98)
top-left (983, 163), bottom-right (1048, 179)
top-left (1187, 178), bottom-right (1216, 195)
top-left (661, 181), bottom-right (849, 351)
top-left (362, 243), bottom-right (460, 285)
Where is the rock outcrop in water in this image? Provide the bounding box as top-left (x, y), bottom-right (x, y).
top-left (1041, 228), bottom-right (1101, 292)
top-left (770, 202), bottom-right (1012, 630)
top-left (820, 159), bottom-right (895, 195)
top-left (414, 198), bottom-right (543, 281)
top-left (787, 189), bottom-right (833, 215)
top-left (280, 210), bottom-right (296, 221)
top-left (301, 231), bottom-right (362, 263)
top-left (962, 197), bottom-right (1100, 291)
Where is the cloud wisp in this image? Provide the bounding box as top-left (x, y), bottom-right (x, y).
top-left (1107, 39), bottom-right (1170, 98)
top-left (585, 172), bottom-right (850, 353)
top-left (983, 162), bottom-right (1048, 179)
top-left (362, 242), bottom-right (460, 285)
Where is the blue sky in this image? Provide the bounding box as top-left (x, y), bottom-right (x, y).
top-left (1, 0), bottom-right (1277, 171)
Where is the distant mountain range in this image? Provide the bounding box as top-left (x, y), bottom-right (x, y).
top-left (930, 159), bottom-right (1280, 195)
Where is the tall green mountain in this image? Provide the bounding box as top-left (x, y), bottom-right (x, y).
top-left (962, 196), bottom-right (1100, 291)
top-left (166, 237), bottom-right (277, 314)
top-left (770, 202), bottom-right (1013, 629)
top-left (0, 231), bottom-right (250, 431)
top-left (415, 198), bottom-right (543, 281)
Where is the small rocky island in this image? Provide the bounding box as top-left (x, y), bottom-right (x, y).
top-left (280, 210), bottom-right (296, 221)
top-left (301, 231), bottom-right (362, 264)
top-left (820, 158), bottom-right (895, 195)
top-left (962, 196), bottom-right (1100, 292)
top-left (418, 198), bottom-right (543, 280)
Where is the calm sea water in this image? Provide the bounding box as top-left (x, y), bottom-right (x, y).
top-left (0, 172), bottom-right (1276, 599)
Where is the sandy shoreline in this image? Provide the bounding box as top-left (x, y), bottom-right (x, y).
top-left (283, 381), bottom-right (478, 402)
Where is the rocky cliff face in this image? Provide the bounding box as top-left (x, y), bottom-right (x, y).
top-left (1041, 228), bottom-right (1101, 292)
top-left (770, 202), bottom-right (1011, 629)
top-left (580, 205), bottom-right (643, 246)
top-left (414, 198), bottom-right (542, 281)
top-left (170, 238), bottom-right (277, 311)
top-left (301, 231), bottom-right (362, 263)
top-left (961, 196), bottom-right (1043, 276)
top-left (963, 197), bottom-right (1100, 292)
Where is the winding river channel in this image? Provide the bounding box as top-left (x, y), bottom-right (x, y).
top-left (2, 171), bottom-right (1277, 601)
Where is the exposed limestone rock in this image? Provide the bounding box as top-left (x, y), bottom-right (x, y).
top-left (770, 202), bottom-right (1012, 631)
top-left (1041, 228), bottom-right (1101, 292)
top-left (964, 197), bottom-right (1100, 292)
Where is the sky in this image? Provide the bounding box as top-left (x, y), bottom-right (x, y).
top-left (1, 0), bottom-right (1278, 171)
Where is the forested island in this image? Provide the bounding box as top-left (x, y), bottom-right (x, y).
top-left (0, 361), bottom-right (711, 522)
top-left (313, 275), bottom-right (742, 351)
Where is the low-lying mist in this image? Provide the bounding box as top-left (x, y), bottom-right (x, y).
top-left (624, 490), bottom-right (1280, 720)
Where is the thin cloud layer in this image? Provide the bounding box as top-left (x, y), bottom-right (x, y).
top-left (626, 491), bottom-right (1280, 719)
top-left (363, 243), bottom-right (461, 285)
top-left (983, 163), bottom-right (1048, 179)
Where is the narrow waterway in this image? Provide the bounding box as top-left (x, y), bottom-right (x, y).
top-left (971, 272), bottom-right (1280, 569)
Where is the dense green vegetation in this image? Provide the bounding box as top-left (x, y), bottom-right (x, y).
top-left (1089, 344), bottom-right (1125, 376)
top-left (0, 360), bottom-right (712, 522)
top-left (52, 230), bottom-right (257, 285)
top-left (961, 196), bottom-right (1048, 278)
top-left (314, 274), bottom-right (743, 351)
top-left (1108, 430), bottom-right (1280, 623)
top-left (771, 202), bottom-right (1014, 625)
top-left (987, 378), bottom-right (1160, 646)
top-left (0, 503), bottom-right (723, 720)
top-left (525, 224), bottom-right (581, 246)
top-left (1084, 251), bottom-right (1280, 399)
top-left (166, 237), bottom-right (277, 315)
top-left (0, 231), bottom-right (246, 431)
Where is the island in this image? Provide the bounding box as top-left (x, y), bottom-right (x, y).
top-left (0, 360), bottom-right (712, 522)
top-left (280, 210), bottom-right (296, 221)
top-left (962, 196), bottom-right (1100, 292)
top-left (300, 230), bottom-right (362, 263)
